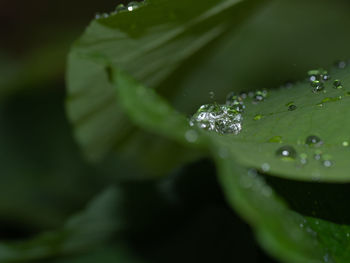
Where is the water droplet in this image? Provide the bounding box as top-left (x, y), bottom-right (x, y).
top-left (276, 145), bottom-right (297, 160)
top-left (305, 135), bottom-right (323, 147)
top-left (115, 3), bottom-right (127, 12)
top-left (285, 101), bottom-right (294, 107)
top-left (314, 152), bottom-right (322, 161)
top-left (253, 114), bottom-right (263, 121)
top-left (323, 160), bottom-right (333, 168)
top-left (342, 141), bottom-right (349, 147)
top-left (322, 74), bottom-right (331, 81)
top-left (209, 91), bottom-right (215, 99)
top-left (185, 129), bottom-right (198, 143)
top-left (288, 104), bottom-right (297, 111)
top-left (253, 90), bottom-right (267, 103)
top-left (261, 163), bottom-right (270, 172)
top-left (311, 80), bottom-right (324, 93)
top-left (127, 1), bottom-right (141, 11)
top-left (190, 104), bottom-right (243, 135)
top-left (239, 92), bottom-right (248, 99)
top-left (333, 79), bottom-right (343, 89)
top-left (299, 153), bottom-right (308, 165)
top-left (268, 136), bottom-right (282, 143)
top-left (336, 60), bottom-right (347, 69)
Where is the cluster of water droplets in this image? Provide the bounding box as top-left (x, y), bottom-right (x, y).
top-left (273, 135), bottom-right (335, 169)
top-left (95, 1), bottom-right (147, 19)
top-left (189, 90), bottom-right (268, 135)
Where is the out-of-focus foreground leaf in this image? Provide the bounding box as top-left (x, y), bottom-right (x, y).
top-left (66, 0), bottom-right (266, 174)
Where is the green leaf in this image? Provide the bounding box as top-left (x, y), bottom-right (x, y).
top-left (216, 156), bottom-right (330, 263)
top-left (66, 0), bottom-right (267, 164)
top-left (211, 66), bottom-right (350, 182)
top-left (109, 58), bottom-right (350, 262)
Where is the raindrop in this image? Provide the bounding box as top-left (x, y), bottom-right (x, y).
top-left (299, 153), bottom-right (308, 165)
top-left (261, 163), bottom-right (270, 172)
top-left (209, 91), bottom-right (215, 99)
top-left (322, 74), bottom-right (331, 81)
top-left (239, 92), bottom-right (248, 99)
top-left (323, 160), bottom-right (333, 168)
top-left (288, 104), bottom-right (297, 111)
top-left (253, 90), bottom-right (267, 102)
top-left (276, 145), bottom-right (297, 160)
top-left (185, 129), bottom-right (198, 143)
top-left (333, 79), bottom-right (343, 89)
top-left (336, 60), bottom-right (347, 69)
top-left (311, 80), bottom-right (324, 93)
top-left (305, 135), bottom-right (323, 147)
top-left (127, 1), bottom-right (141, 11)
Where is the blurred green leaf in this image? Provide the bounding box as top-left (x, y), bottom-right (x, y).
top-left (0, 187), bottom-right (121, 263)
top-left (66, 0), bottom-right (266, 169)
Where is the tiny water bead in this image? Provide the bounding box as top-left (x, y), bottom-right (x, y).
top-left (299, 153), bottom-right (308, 165)
top-left (185, 129), bottom-right (198, 143)
top-left (342, 141), bottom-right (349, 147)
top-left (226, 92), bottom-right (245, 113)
top-left (336, 60), bottom-right (347, 69)
top-left (288, 104), bottom-right (297, 111)
top-left (305, 135), bottom-right (323, 147)
top-left (276, 145), bottom-right (297, 160)
top-left (189, 103), bottom-right (243, 135)
top-left (311, 80), bottom-right (324, 93)
top-left (115, 3), bottom-right (127, 12)
top-left (333, 79), bottom-right (343, 89)
top-left (209, 91), bottom-right (215, 99)
top-left (253, 90), bottom-right (268, 103)
top-left (323, 160), bottom-right (333, 168)
top-left (307, 69), bottom-right (329, 82)
top-left (127, 1), bottom-right (142, 11)
top-left (261, 163), bottom-right (270, 172)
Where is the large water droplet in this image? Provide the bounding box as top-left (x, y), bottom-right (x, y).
top-left (305, 135), bottom-right (323, 147)
top-left (276, 145), bottom-right (297, 160)
top-left (190, 103), bottom-right (243, 135)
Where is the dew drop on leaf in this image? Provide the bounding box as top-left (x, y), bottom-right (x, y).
top-left (288, 104), bottom-right (297, 111)
top-left (342, 141), bottom-right (349, 147)
top-left (311, 80), bottom-right (324, 93)
top-left (305, 135), bottom-right (323, 147)
top-left (333, 79), bottom-right (343, 89)
top-left (185, 129), bottom-right (198, 143)
top-left (276, 145), bottom-right (297, 160)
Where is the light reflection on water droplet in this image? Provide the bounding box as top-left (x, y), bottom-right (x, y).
top-left (261, 163), bottom-right (270, 172)
top-left (276, 145), bottom-right (297, 160)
